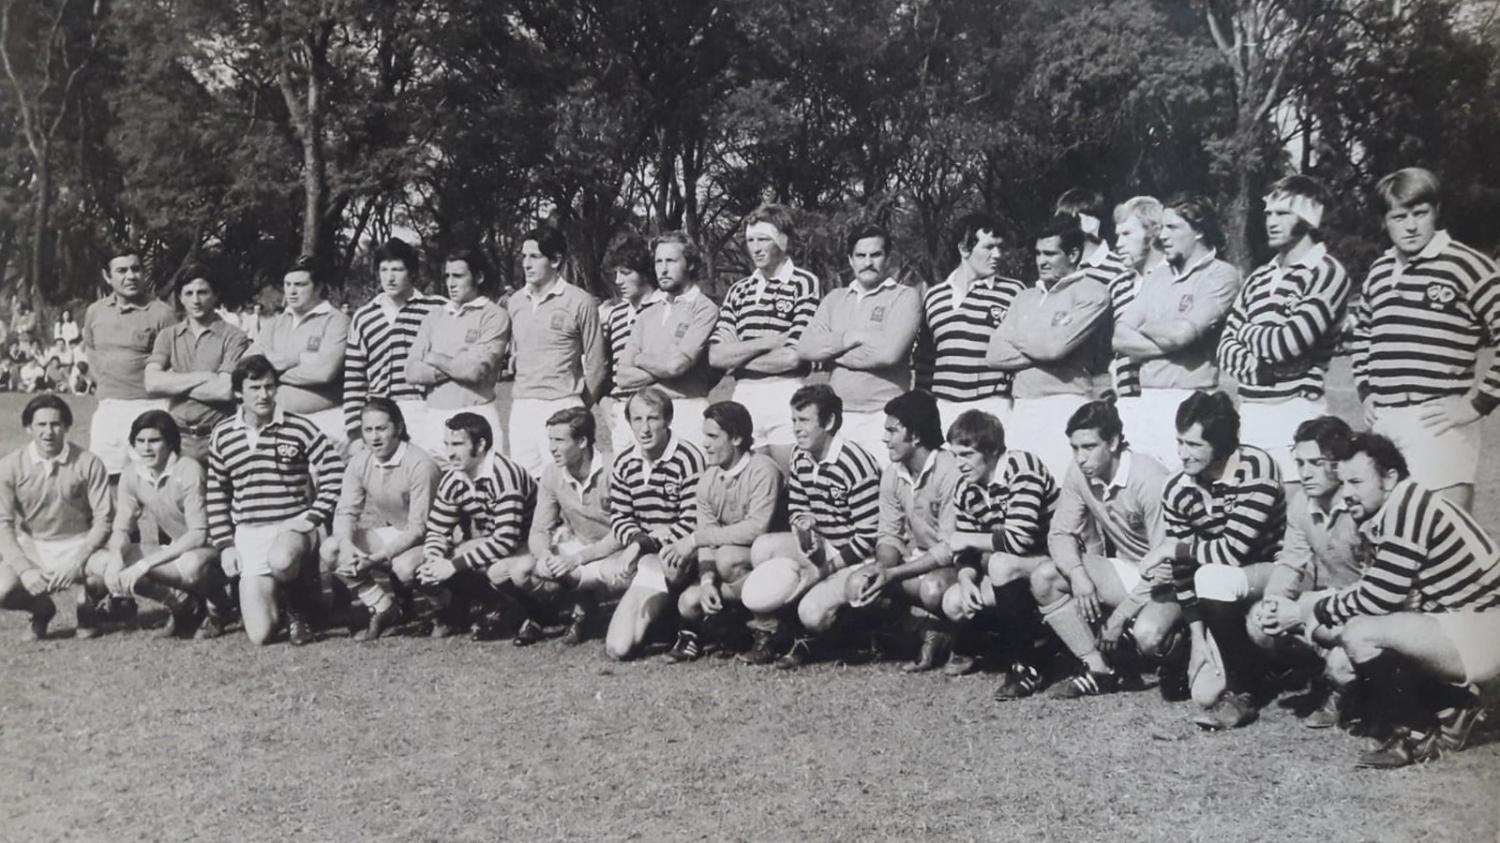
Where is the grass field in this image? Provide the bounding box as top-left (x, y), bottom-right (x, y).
top-left (2, 363), bottom-right (1498, 842)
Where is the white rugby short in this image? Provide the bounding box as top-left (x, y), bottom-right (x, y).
top-left (509, 396), bottom-right (582, 478)
top-left (732, 376), bottom-right (801, 448)
top-left (90, 398), bottom-right (168, 475)
top-left (1239, 395), bottom-right (1328, 481)
top-left (1373, 398), bottom-right (1482, 489)
top-left (1434, 611), bottom-right (1500, 685)
top-left (417, 401), bottom-right (504, 469)
top-left (839, 410), bottom-right (890, 464)
top-left (1116, 388), bottom-right (1197, 470)
top-left (19, 532), bottom-right (95, 575)
top-left (935, 396), bottom-right (1013, 431)
top-left (1009, 393), bottom-right (1089, 483)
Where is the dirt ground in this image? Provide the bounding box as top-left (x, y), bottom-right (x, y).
top-left (1, 362), bottom-right (1498, 841)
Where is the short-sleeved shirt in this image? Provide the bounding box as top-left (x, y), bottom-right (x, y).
top-left (0, 442), bottom-right (112, 542)
top-left (712, 259), bottom-right (821, 380)
top-left (149, 318), bottom-right (251, 429)
top-left (621, 287), bottom-right (719, 400)
top-left (1124, 252), bottom-right (1242, 389)
top-left (82, 296), bottom-right (178, 400)
top-left (1049, 450), bottom-right (1169, 564)
top-left (876, 449), bottom-right (963, 556)
top-left (251, 301), bottom-right (349, 413)
top-left (532, 450), bottom-right (614, 546)
top-left (507, 280), bottom-right (606, 401)
top-left (336, 442), bottom-right (442, 532)
top-left (410, 296), bottom-right (511, 408)
top-left (115, 453), bottom-right (208, 544)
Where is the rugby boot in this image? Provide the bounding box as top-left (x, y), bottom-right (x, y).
top-left (74, 597), bottom-right (102, 640)
top-left (21, 594), bottom-right (55, 642)
top-left (353, 602), bottom-right (402, 642)
top-left (775, 636), bottom-right (814, 670)
top-left (1193, 691), bottom-right (1260, 730)
top-left (943, 652), bottom-right (979, 677)
top-left (194, 610), bottom-right (226, 640)
top-left (286, 609), bottom-right (315, 646)
top-left (993, 661), bottom-right (1043, 701)
top-left (154, 596), bottom-right (202, 640)
top-left (1356, 727), bottom-right (1442, 769)
top-left (1049, 668), bottom-right (1138, 699)
top-left (1437, 697), bottom-right (1487, 752)
top-left (902, 627), bottom-right (950, 673)
top-left (560, 604), bottom-right (590, 647)
top-left (666, 630), bottom-right (702, 663)
top-left (739, 628), bottom-right (779, 665)
top-left (511, 618), bottom-right (545, 647)
top-left (1303, 686), bottom-right (1345, 730)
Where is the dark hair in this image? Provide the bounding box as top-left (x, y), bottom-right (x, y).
top-left (231, 354), bottom-right (279, 395)
top-left (703, 401), bottom-right (754, 452)
top-left (1292, 415), bottom-right (1351, 460)
top-left (845, 223), bottom-right (892, 257)
top-left (1267, 174), bottom-right (1329, 241)
top-left (743, 203), bottom-right (796, 245)
top-left (446, 411), bottom-right (494, 453)
top-left (175, 264), bottom-right (223, 299)
top-left (374, 238), bottom-right (420, 274)
top-left (1174, 390), bottom-right (1239, 458)
top-left (1054, 188), bottom-right (1109, 242)
top-left (953, 212), bottom-right (1003, 254)
top-left (1336, 432), bottom-right (1410, 480)
top-left (522, 226), bottom-right (568, 263)
top-left (607, 233), bottom-right (655, 285)
top-left (100, 243), bottom-right (142, 272)
top-left (790, 383), bottom-right (843, 435)
top-left (1066, 400), bottom-right (1124, 444)
top-left (444, 247), bottom-right (496, 296)
top-left (546, 405), bottom-right (596, 446)
top-left (1375, 167), bottom-right (1441, 212)
top-left (22, 393), bottom-right (72, 427)
top-left (1034, 214), bottom-right (1087, 262)
top-left (130, 409), bottom-right (182, 455)
top-left (628, 386), bottom-right (675, 425)
top-left (360, 396), bottom-right (410, 442)
top-left (284, 254), bottom-right (320, 285)
top-left (883, 390), bottom-right (944, 451)
top-left (649, 231), bottom-right (704, 279)
top-left (1164, 194), bottom-right (1225, 251)
top-left (946, 409), bottom-right (1006, 455)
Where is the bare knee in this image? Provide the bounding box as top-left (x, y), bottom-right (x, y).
top-left (1339, 616), bottom-right (1383, 663)
top-left (1029, 561), bottom-right (1066, 603)
top-left (678, 586), bottom-right (702, 619)
top-left (916, 574), bottom-right (949, 614)
top-left (987, 553), bottom-right (1031, 586)
top-left (798, 593), bottom-right (835, 634)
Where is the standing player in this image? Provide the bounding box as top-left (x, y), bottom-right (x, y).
top-left (417, 412), bottom-right (536, 639)
top-left (736, 384), bottom-right (881, 669)
top-left (405, 248), bottom-right (510, 458)
top-left (1161, 391), bottom-right (1286, 729)
top-left (986, 215), bottom-right (1112, 480)
top-left (1113, 196), bottom-right (1241, 466)
top-left (506, 227), bottom-right (607, 477)
top-left (1219, 175), bottom-right (1352, 478)
top-left (0, 395), bottom-right (112, 640)
top-left (324, 398), bottom-right (442, 641)
top-left (1108, 196), bottom-right (1166, 412)
top-left (916, 213), bottom-right (1025, 428)
top-left (1056, 189), bottom-right (1138, 404)
top-left (83, 245), bottom-right (176, 477)
top-left (1350, 167), bottom-right (1500, 512)
top-left (709, 204), bottom-right (821, 466)
top-left (251, 259), bottom-right (350, 447)
top-left (144, 268), bottom-right (250, 461)
top-left (847, 390), bottom-right (965, 672)
top-left (604, 387), bottom-right (707, 660)
top-left (342, 238), bottom-right (447, 444)
top-left (670, 401), bottom-right (784, 662)
top-left (1029, 401), bottom-right (1182, 698)
top-left (601, 235), bottom-right (658, 453)
top-left (796, 224), bottom-right (922, 457)
top-left (613, 232), bottom-right (719, 446)
top-left (938, 410), bottom-right (1059, 695)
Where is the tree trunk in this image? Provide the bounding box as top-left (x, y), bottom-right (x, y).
top-left (1226, 158), bottom-right (1253, 271)
top-left (27, 150), bottom-right (51, 306)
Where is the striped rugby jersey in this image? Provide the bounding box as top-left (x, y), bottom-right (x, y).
top-left (936, 448), bottom-right (1058, 562)
top-left (608, 436), bottom-right (707, 546)
top-left (915, 265), bottom-right (1026, 402)
top-left (604, 298), bottom-right (647, 400)
top-left (787, 436), bottom-right (882, 567)
top-left (1218, 243), bottom-right (1351, 401)
top-left (1163, 445), bottom-right (1285, 617)
top-left (1350, 231), bottom-right (1500, 411)
top-left (424, 452), bottom-right (536, 571)
top-left (1081, 248), bottom-right (1141, 398)
top-left (1314, 478), bottom-right (1500, 626)
top-left (711, 260), bottom-right (821, 380)
top-left (206, 408), bottom-right (343, 548)
top-left (342, 291), bottom-right (447, 434)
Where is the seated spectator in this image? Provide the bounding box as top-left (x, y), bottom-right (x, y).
top-left (19, 356), bottom-right (45, 392)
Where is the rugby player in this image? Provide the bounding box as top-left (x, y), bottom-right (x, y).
top-left (613, 231), bottom-right (719, 446)
top-left (709, 203), bottom-right (821, 466)
top-left (603, 387), bottom-right (706, 660)
top-left (207, 355), bottom-right (343, 646)
top-left (937, 409), bottom-right (1059, 695)
top-left (406, 248), bottom-right (510, 460)
top-left (1056, 189), bottom-right (1139, 402)
top-left (1109, 196), bottom-right (1166, 411)
top-left (670, 401), bottom-right (784, 662)
top-left (1030, 401), bottom-right (1182, 698)
top-left (324, 398), bottom-right (442, 641)
top-left (0, 395), bottom-right (112, 640)
top-left (506, 227), bottom-right (607, 478)
top-left (1219, 175), bottom-right (1352, 478)
top-left (1112, 196), bottom-right (1241, 466)
top-left (83, 245), bottom-right (176, 477)
top-left (986, 215), bottom-right (1112, 480)
top-left (601, 235), bottom-right (659, 452)
top-left (1350, 166), bottom-right (1500, 512)
top-left (250, 258), bottom-right (350, 447)
top-left (1161, 391), bottom-right (1286, 729)
top-left (797, 224), bottom-right (922, 457)
top-left (144, 267), bottom-right (250, 461)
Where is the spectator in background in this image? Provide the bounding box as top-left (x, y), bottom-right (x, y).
top-left (54, 310), bottom-right (80, 345)
top-left (12, 302), bottom-right (37, 345)
top-left (43, 356), bottom-right (65, 392)
top-left (19, 355), bottom-right (45, 392)
top-left (71, 361), bottom-right (94, 395)
top-left (241, 302), bottom-right (263, 342)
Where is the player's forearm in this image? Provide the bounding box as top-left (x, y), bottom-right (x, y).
top-left (638, 350), bottom-right (692, 379)
top-left (744, 345), bottom-right (800, 374)
top-left (144, 368), bottom-right (210, 397)
top-left (984, 338), bottom-right (1030, 370)
top-left (187, 373), bottom-right (233, 403)
top-left (1046, 534), bottom-right (1086, 575)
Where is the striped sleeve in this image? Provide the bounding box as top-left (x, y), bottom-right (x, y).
top-left (342, 312), bottom-right (372, 435)
top-left (1217, 276), bottom-right (1265, 385)
top-left (1349, 263), bottom-right (1378, 400)
top-left (667, 446), bottom-right (706, 543)
top-left (608, 452), bottom-right (644, 545)
top-left (1470, 256), bottom-right (1500, 411)
top-left (305, 426), bottom-right (342, 528)
top-left (995, 451), bottom-right (1057, 555)
top-left (205, 429), bottom-right (234, 549)
top-left (1237, 256), bottom-right (1350, 366)
top-left (711, 282), bottom-right (744, 345)
top-left (424, 473), bottom-right (465, 559)
top-left (783, 269), bottom-right (822, 347)
top-left (461, 459), bottom-right (536, 569)
top-left (787, 453), bottom-right (812, 522)
top-left (1188, 472), bottom-right (1282, 568)
top-left (834, 446), bottom-right (881, 567)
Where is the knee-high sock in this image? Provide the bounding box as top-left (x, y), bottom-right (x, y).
top-left (1039, 595), bottom-right (1098, 663)
top-left (1200, 598), bottom-right (1263, 695)
top-left (1355, 650), bottom-right (1434, 736)
top-left (338, 568), bottom-right (394, 613)
top-left (991, 578), bottom-right (1043, 663)
top-left (134, 579), bottom-right (187, 611)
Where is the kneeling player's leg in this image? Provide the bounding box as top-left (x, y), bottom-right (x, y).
top-left (1339, 612), bottom-right (1482, 743)
top-left (797, 564), bottom-right (869, 635)
top-left (1032, 558), bottom-right (1109, 674)
top-left (1195, 562), bottom-right (1274, 696)
top-left (268, 528), bottom-right (321, 629)
top-left (240, 575), bottom-right (280, 645)
top-left (604, 554), bottom-right (672, 660)
top-left (742, 532), bottom-right (816, 614)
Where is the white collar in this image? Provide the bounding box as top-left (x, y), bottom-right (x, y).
top-left (233, 406), bottom-right (286, 432)
top-left (1277, 241), bottom-right (1327, 273)
top-left (374, 442), bottom-right (408, 469)
top-left (1088, 450), bottom-right (1133, 495)
top-left (814, 435), bottom-right (846, 466)
top-left (1172, 248), bottom-right (1219, 282)
top-left (563, 450), bottom-right (605, 492)
top-left (445, 295), bottom-right (493, 315)
top-left (751, 258), bottom-right (797, 286)
top-left (28, 442), bottom-right (71, 472)
top-left (895, 449), bottom-right (939, 487)
top-left (721, 452), bottom-right (752, 479)
top-left (524, 278), bottom-right (566, 303)
top-left (136, 452), bottom-right (180, 486)
top-left (849, 277), bottom-right (898, 300)
top-left (640, 436), bottom-right (681, 469)
top-left (289, 300), bottom-right (335, 325)
top-left (1394, 230), bottom-right (1452, 266)
top-left (660, 285), bottom-right (702, 306)
top-left (1082, 241), bottom-right (1113, 267)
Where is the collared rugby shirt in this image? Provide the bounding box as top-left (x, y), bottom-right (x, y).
top-left (711, 260), bottom-right (821, 380)
top-left (343, 291), bottom-right (448, 434)
top-left (1349, 231), bottom-right (1500, 412)
top-left (604, 299), bottom-right (644, 400)
top-left (1218, 244), bottom-right (1351, 401)
top-left (936, 449), bottom-right (1058, 563)
top-left (876, 449), bottom-right (963, 557)
top-left (205, 409), bottom-right (343, 548)
top-left (424, 452), bottom-right (536, 569)
top-left (116, 453), bottom-right (208, 544)
top-left (788, 437), bottom-right (881, 567)
top-left (1049, 449), bottom-right (1169, 565)
top-left (1314, 479), bottom-right (1500, 626)
top-left (1162, 445), bottom-right (1285, 617)
top-left (916, 266), bottom-right (1026, 402)
top-left (1081, 248), bottom-right (1142, 397)
top-left (608, 437), bottom-right (706, 545)
top-left (82, 295), bottom-right (178, 400)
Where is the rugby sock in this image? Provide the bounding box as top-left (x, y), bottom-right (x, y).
top-left (134, 580), bottom-right (187, 611)
top-left (1200, 598), bottom-right (1262, 696)
top-left (1039, 595), bottom-right (1101, 666)
top-left (991, 579), bottom-right (1044, 664)
top-left (1354, 651), bottom-right (1433, 736)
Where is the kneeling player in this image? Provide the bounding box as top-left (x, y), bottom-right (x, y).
top-left (100, 410), bottom-right (231, 639)
top-left (324, 398), bottom-right (442, 641)
top-left (671, 401), bottom-right (784, 661)
top-left (1030, 401), bottom-right (1181, 698)
top-left (0, 395), bottom-right (112, 641)
top-left (738, 384), bottom-right (881, 668)
top-left (938, 409), bottom-right (1058, 697)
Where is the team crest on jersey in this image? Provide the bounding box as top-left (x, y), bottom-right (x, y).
top-left (1177, 294), bottom-right (1195, 313)
top-left (1051, 311), bottom-right (1072, 327)
top-left (827, 479), bottom-right (849, 504)
top-left (988, 306), bottom-right (1005, 324)
top-left (662, 479), bottom-right (680, 499)
top-left (306, 336), bottom-right (321, 352)
top-left (275, 442), bottom-right (301, 462)
top-left (774, 295), bottom-right (793, 314)
top-left (465, 329), bottom-right (480, 343)
top-left (675, 322), bottom-right (689, 338)
top-left (871, 306), bottom-right (886, 323)
top-left (550, 312), bottom-right (567, 330)
top-left (1425, 283), bottom-right (1458, 311)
